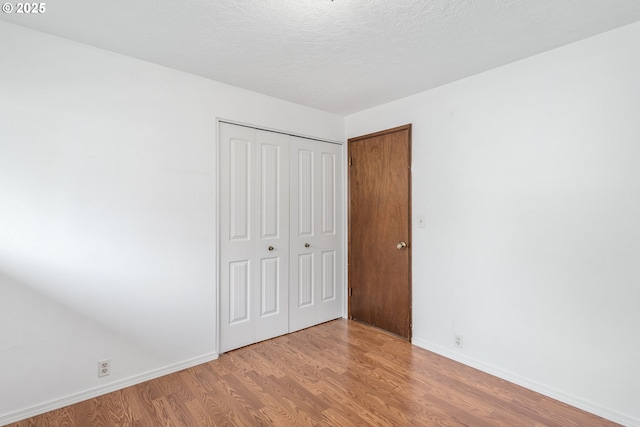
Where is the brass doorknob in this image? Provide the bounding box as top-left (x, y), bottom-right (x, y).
top-left (268, 246), bottom-right (274, 251)
top-left (305, 243), bottom-right (310, 248)
top-left (397, 241), bottom-right (407, 250)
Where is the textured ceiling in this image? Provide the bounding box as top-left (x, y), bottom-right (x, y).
top-left (3, 0), bottom-right (640, 114)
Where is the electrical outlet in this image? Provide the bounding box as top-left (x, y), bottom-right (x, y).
top-left (454, 334), bottom-right (463, 349)
top-left (98, 359), bottom-right (111, 377)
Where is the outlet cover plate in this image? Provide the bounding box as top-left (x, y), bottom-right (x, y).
top-left (98, 359), bottom-right (111, 377)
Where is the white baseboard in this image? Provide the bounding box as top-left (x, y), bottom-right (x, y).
top-left (411, 338), bottom-right (638, 427)
top-left (0, 352), bottom-right (219, 427)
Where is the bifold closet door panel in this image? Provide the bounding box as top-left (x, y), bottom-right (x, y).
top-left (219, 123), bottom-right (289, 353)
top-left (289, 136), bottom-right (343, 332)
top-left (220, 123), bottom-right (255, 352)
top-left (254, 130), bottom-right (289, 343)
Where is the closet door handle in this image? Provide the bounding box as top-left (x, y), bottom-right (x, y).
top-left (268, 246), bottom-right (274, 251)
top-left (304, 243), bottom-right (310, 248)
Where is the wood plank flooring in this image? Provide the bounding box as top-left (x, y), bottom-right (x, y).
top-left (8, 319), bottom-right (619, 426)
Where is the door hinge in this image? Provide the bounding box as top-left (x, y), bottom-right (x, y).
top-left (349, 287), bottom-right (353, 296)
top-left (349, 157), bottom-right (353, 166)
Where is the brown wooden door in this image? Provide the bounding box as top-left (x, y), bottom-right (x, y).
top-left (348, 125), bottom-right (412, 339)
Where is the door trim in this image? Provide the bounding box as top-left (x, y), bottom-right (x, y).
top-left (347, 124), bottom-right (412, 143)
top-left (347, 124), bottom-right (412, 339)
top-left (218, 118), bottom-right (344, 145)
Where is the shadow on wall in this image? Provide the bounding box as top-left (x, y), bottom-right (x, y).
top-left (0, 142), bottom-right (217, 362)
top-left (0, 271), bottom-right (162, 415)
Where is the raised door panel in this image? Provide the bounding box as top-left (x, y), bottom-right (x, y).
top-left (229, 260), bottom-right (251, 324)
top-left (321, 152), bottom-right (336, 235)
top-left (229, 139), bottom-right (251, 241)
top-left (321, 250), bottom-right (336, 302)
top-left (297, 149), bottom-right (314, 236)
top-left (260, 258), bottom-right (279, 316)
top-left (289, 137), bottom-right (343, 332)
top-left (297, 253), bottom-right (314, 307)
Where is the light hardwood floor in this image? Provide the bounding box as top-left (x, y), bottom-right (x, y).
top-left (9, 319), bottom-right (618, 426)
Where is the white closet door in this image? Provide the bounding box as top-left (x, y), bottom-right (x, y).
top-left (219, 123), bottom-right (289, 352)
top-left (289, 136), bottom-right (343, 332)
top-left (254, 129), bottom-right (290, 343)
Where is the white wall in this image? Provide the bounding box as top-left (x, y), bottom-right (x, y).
top-left (346, 21), bottom-right (640, 425)
top-left (0, 21), bottom-right (344, 424)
